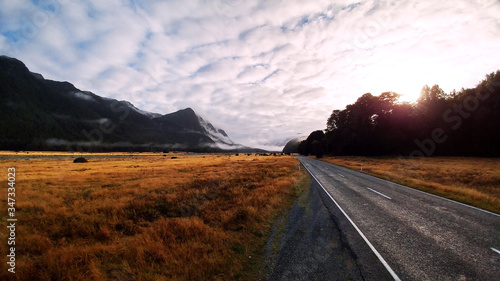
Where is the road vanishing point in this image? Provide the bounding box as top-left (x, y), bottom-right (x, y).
top-left (298, 156), bottom-right (500, 281)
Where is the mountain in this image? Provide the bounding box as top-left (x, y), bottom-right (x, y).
top-left (256, 137), bottom-right (299, 152)
top-left (264, 138), bottom-right (292, 148)
top-left (0, 56), bottom-right (255, 152)
top-left (282, 136), bottom-right (307, 153)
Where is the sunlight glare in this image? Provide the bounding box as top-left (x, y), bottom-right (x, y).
top-left (370, 62), bottom-right (435, 103)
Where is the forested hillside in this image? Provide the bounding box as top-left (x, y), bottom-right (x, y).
top-left (299, 71), bottom-right (500, 157)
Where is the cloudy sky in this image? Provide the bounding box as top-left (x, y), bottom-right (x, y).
top-left (1, 0), bottom-right (500, 150)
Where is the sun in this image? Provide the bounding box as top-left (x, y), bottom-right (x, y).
top-left (368, 62), bottom-right (433, 103)
top-left (392, 78), bottom-right (426, 103)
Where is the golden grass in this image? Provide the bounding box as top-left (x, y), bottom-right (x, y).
top-left (0, 151), bottom-right (166, 157)
top-left (317, 156), bottom-right (500, 214)
top-left (0, 153), bottom-right (306, 280)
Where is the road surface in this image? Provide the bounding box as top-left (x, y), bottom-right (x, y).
top-left (298, 156), bottom-right (500, 281)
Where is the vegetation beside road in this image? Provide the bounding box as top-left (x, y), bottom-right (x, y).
top-left (318, 156), bottom-right (500, 214)
top-left (298, 71), bottom-right (500, 158)
top-left (0, 153), bottom-right (306, 280)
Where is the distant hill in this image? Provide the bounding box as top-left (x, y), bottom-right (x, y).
top-left (257, 137), bottom-right (296, 152)
top-left (0, 56), bottom-right (258, 152)
top-left (282, 136), bottom-right (307, 153)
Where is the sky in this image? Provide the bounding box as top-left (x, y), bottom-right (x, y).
top-left (1, 0), bottom-right (500, 150)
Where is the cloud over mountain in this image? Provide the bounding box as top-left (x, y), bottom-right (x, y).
top-left (1, 0), bottom-right (499, 148)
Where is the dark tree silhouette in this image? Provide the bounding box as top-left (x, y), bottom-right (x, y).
top-left (300, 70), bottom-right (500, 157)
top-left (298, 130), bottom-right (325, 156)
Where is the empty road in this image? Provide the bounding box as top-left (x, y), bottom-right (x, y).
top-left (298, 156), bottom-right (500, 281)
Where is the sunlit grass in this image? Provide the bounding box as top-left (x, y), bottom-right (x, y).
top-left (318, 156), bottom-right (500, 214)
top-left (0, 153), bottom-right (306, 280)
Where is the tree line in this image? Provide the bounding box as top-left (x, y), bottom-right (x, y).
top-left (298, 70), bottom-right (500, 157)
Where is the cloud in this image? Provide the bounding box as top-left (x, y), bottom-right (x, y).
top-left (73, 91), bottom-right (96, 101)
top-left (1, 0), bottom-right (500, 149)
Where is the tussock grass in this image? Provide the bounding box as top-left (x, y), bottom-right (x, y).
top-left (0, 153), bottom-right (305, 280)
top-left (318, 156), bottom-right (500, 213)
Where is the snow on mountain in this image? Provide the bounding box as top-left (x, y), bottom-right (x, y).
top-left (196, 114), bottom-right (234, 146)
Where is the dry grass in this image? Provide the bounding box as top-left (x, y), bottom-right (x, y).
top-left (0, 152), bottom-right (306, 280)
top-left (318, 156), bottom-right (500, 214)
top-left (0, 151), bottom-right (166, 157)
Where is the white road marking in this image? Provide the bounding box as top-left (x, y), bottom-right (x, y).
top-left (367, 187), bottom-right (392, 200)
top-left (338, 173), bottom-right (345, 178)
top-left (313, 158), bottom-right (500, 217)
top-left (301, 159), bottom-right (401, 281)
top-left (491, 247), bottom-right (500, 255)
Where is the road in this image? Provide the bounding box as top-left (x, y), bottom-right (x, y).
top-left (298, 156), bottom-right (500, 281)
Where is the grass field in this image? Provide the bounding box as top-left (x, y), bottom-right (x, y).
top-left (0, 152), bottom-right (307, 280)
top-left (318, 156), bottom-right (500, 214)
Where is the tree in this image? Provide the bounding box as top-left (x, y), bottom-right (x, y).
top-left (298, 130), bottom-right (325, 155)
top-left (304, 70), bottom-right (500, 157)
top-left (326, 110), bottom-right (341, 131)
top-left (312, 140), bottom-right (324, 158)
top-left (418, 85), bottom-right (446, 103)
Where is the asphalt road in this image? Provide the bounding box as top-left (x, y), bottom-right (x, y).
top-left (263, 177), bottom-right (365, 281)
top-left (298, 156), bottom-right (500, 281)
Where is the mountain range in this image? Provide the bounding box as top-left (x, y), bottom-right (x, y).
top-left (0, 56), bottom-right (258, 152)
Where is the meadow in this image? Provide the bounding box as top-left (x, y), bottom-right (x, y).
top-left (318, 156), bottom-right (500, 213)
top-left (0, 152), bottom-right (306, 280)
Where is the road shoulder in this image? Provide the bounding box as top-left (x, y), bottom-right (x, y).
top-left (261, 175), bottom-right (364, 280)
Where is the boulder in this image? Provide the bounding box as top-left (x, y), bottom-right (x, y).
top-left (73, 157), bottom-right (88, 163)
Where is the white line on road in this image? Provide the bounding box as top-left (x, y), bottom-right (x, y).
top-left (338, 173), bottom-right (345, 178)
top-left (301, 159), bottom-right (401, 281)
top-left (491, 247), bottom-right (500, 255)
top-left (367, 187), bottom-right (392, 200)
top-left (312, 158), bottom-right (500, 217)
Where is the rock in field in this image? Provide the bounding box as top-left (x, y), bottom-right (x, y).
top-left (73, 157), bottom-right (88, 163)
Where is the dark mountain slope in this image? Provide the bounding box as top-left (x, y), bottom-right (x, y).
top-left (282, 136), bottom-right (307, 154)
top-left (0, 56), bottom-right (253, 152)
top-left (152, 108), bottom-right (216, 147)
